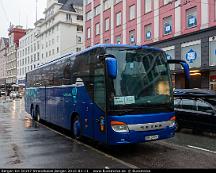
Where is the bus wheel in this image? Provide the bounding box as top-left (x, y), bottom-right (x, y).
top-left (175, 121), bottom-right (181, 132)
top-left (30, 107), bottom-right (35, 119)
top-left (72, 116), bottom-right (81, 139)
top-left (35, 107), bottom-right (40, 122)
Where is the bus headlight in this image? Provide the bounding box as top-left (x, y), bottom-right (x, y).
top-left (111, 121), bottom-right (129, 133)
top-left (168, 116), bottom-right (176, 128)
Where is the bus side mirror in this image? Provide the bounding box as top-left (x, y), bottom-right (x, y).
top-left (105, 57), bottom-right (117, 79)
top-left (167, 59), bottom-right (190, 89)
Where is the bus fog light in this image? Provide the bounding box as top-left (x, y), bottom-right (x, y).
top-left (111, 121), bottom-right (129, 133)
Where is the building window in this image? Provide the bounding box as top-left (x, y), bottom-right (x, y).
top-left (77, 36), bottom-right (82, 43)
top-left (116, 12), bottom-right (122, 26)
top-left (77, 15), bottom-right (83, 21)
top-left (87, 28), bottom-right (91, 39)
top-left (129, 30), bottom-right (135, 44)
top-left (145, 0), bottom-right (152, 13)
top-left (116, 35), bottom-right (121, 44)
top-left (144, 24), bottom-right (152, 40)
top-left (129, 5), bottom-right (136, 20)
top-left (77, 25), bottom-right (83, 32)
top-left (215, 0), bottom-right (216, 20)
top-left (94, 5), bottom-right (101, 16)
top-left (104, 0), bottom-right (111, 10)
top-left (186, 7), bottom-right (197, 28)
top-left (209, 37), bottom-right (216, 66)
top-left (76, 48), bottom-right (81, 52)
top-left (66, 14), bottom-right (72, 22)
top-left (86, 11), bottom-right (92, 21)
top-left (104, 38), bottom-right (110, 43)
top-left (164, 0), bottom-right (172, 5)
top-left (163, 16), bottom-right (172, 35)
top-left (105, 18), bottom-right (110, 31)
top-left (95, 23), bottom-right (100, 35)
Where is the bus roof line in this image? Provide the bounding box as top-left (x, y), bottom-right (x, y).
top-left (28, 44), bottom-right (163, 73)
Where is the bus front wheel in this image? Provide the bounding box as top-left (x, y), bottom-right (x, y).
top-left (72, 116), bottom-right (81, 139)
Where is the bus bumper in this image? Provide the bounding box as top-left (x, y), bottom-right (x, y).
top-left (107, 127), bottom-right (175, 145)
top-left (107, 112), bottom-right (176, 145)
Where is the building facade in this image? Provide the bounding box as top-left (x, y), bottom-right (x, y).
top-left (38, 0), bottom-right (84, 65)
top-left (17, 21), bottom-right (43, 85)
top-left (6, 26), bottom-right (26, 85)
top-left (16, 0), bottom-right (84, 84)
top-left (84, 0), bottom-right (216, 90)
top-left (0, 38), bottom-right (9, 86)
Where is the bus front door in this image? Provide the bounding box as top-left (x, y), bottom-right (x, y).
top-left (93, 68), bottom-right (107, 144)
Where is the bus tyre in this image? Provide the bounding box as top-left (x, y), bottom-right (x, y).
top-left (175, 121), bottom-right (181, 132)
top-left (35, 108), bottom-right (40, 122)
top-left (72, 116), bottom-right (81, 139)
top-left (31, 107), bottom-right (35, 120)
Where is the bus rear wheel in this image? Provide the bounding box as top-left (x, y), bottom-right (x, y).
top-left (72, 115), bottom-right (81, 139)
top-left (35, 107), bottom-right (40, 122)
top-left (175, 121), bottom-right (181, 132)
top-left (30, 107), bottom-right (35, 119)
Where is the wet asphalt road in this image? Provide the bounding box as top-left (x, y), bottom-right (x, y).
top-left (0, 98), bottom-right (216, 169)
top-left (0, 99), bottom-right (131, 169)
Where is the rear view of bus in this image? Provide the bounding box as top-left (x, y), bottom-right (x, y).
top-left (104, 46), bottom-right (175, 144)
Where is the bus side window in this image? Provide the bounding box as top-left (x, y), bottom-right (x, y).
top-left (72, 52), bottom-right (94, 99)
top-left (92, 49), bottom-right (106, 111)
top-left (94, 67), bottom-right (106, 111)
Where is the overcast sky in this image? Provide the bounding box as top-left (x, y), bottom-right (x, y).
top-left (0, 0), bottom-right (47, 37)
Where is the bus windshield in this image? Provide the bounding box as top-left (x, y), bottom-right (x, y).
top-left (106, 47), bottom-right (173, 110)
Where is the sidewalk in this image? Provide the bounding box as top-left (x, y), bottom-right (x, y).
top-left (0, 99), bottom-right (131, 169)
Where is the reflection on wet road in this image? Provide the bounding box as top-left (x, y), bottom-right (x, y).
top-left (0, 99), bottom-right (216, 168)
top-left (0, 99), bottom-right (131, 168)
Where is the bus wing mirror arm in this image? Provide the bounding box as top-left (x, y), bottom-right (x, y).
top-left (167, 60), bottom-right (190, 89)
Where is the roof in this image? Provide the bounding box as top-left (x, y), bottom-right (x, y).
top-left (29, 44), bottom-right (164, 73)
top-left (59, 0), bottom-right (83, 12)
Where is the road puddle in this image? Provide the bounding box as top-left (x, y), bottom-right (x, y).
top-left (24, 116), bottom-right (40, 130)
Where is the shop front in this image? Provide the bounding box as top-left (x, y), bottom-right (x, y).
top-left (210, 71), bottom-right (216, 91)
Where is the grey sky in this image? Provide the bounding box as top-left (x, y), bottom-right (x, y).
top-left (0, 0), bottom-right (47, 37)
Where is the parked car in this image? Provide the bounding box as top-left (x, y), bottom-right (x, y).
top-left (174, 89), bottom-right (216, 133)
top-left (9, 91), bottom-right (21, 99)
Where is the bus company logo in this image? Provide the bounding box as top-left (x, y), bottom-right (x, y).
top-left (72, 87), bottom-right (78, 103)
top-left (26, 88), bottom-right (38, 97)
top-left (186, 49), bottom-right (197, 63)
top-left (72, 87), bottom-right (78, 96)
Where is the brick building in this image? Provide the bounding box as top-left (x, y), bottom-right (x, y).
top-left (6, 26), bottom-right (26, 84)
top-left (84, 0), bottom-right (216, 90)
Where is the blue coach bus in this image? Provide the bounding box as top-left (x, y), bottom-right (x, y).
top-left (25, 44), bottom-right (189, 145)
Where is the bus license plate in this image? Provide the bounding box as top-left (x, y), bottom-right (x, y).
top-left (145, 135), bottom-right (159, 141)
